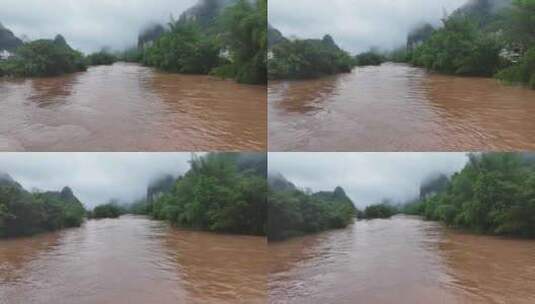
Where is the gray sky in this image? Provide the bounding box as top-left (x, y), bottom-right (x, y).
top-left (0, 153), bottom-right (195, 208)
top-left (269, 0), bottom-right (468, 54)
top-left (269, 153), bottom-right (468, 208)
top-left (0, 0), bottom-right (197, 53)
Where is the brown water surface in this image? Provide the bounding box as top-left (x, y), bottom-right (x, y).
top-left (269, 63), bottom-right (535, 151)
top-left (268, 215), bottom-right (535, 304)
top-left (0, 63), bottom-right (266, 151)
top-left (0, 215), bottom-right (267, 304)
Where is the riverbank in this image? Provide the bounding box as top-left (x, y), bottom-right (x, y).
top-left (269, 62), bottom-right (535, 151)
top-left (268, 215), bottom-right (535, 304)
top-left (0, 215), bottom-right (268, 304)
top-left (0, 62), bottom-right (266, 151)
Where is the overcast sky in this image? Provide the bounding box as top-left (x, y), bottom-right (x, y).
top-left (0, 153), bottom-right (196, 208)
top-left (269, 153), bottom-right (468, 208)
top-left (269, 0), bottom-right (468, 54)
top-left (0, 0), bottom-right (197, 53)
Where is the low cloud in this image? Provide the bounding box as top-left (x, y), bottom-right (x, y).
top-left (0, 153), bottom-right (195, 208)
top-left (269, 153), bottom-right (468, 208)
top-left (269, 0), bottom-right (468, 53)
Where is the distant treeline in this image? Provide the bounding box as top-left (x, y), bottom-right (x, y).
top-left (403, 153), bottom-right (535, 238)
top-left (1, 0), bottom-right (267, 84)
top-left (267, 174), bottom-right (357, 241)
top-left (268, 33), bottom-right (355, 79)
top-left (0, 174), bottom-right (86, 238)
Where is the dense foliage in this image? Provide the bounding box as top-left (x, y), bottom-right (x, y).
top-left (407, 153), bottom-right (535, 238)
top-left (359, 203), bottom-right (398, 219)
top-left (87, 50), bottom-right (118, 66)
top-left (410, 16), bottom-right (503, 76)
top-left (0, 35), bottom-right (87, 77)
top-left (407, 0), bottom-right (535, 88)
top-left (268, 34), bottom-right (355, 80)
top-left (150, 153), bottom-right (267, 235)
top-left (268, 174), bottom-right (357, 241)
top-left (90, 202), bottom-right (124, 219)
top-left (355, 51), bottom-right (385, 67)
top-left (212, 0), bottom-right (267, 84)
top-left (142, 22), bottom-right (222, 74)
top-left (140, 0), bottom-right (267, 84)
top-left (0, 174), bottom-right (85, 238)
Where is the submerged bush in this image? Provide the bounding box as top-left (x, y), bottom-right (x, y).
top-left (87, 50), bottom-right (117, 66)
top-left (91, 203), bottom-right (123, 219)
top-left (355, 51), bottom-right (385, 66)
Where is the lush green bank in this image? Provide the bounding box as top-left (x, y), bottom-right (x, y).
top-left (140, 0), bottom-right (266, 84)
top-left (0, 35), bottom-right (87, 77)
top-left (403, 153), bottom-right (535, 238)
top-left (148, 153), bottom-right (267, 236)
top-left (267, 174), bottom-right (357, 241)
top-left (0, 174), bottom-right (86, 238)
top-left (406, 0), bottom-right (535, 89)
top-left (268, 33), bottom-right (355, 80)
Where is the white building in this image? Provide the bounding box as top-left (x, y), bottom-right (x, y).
top-left (0, 49), bottom-right (12, 60)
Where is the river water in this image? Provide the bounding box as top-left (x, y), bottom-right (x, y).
top-left (269, 63), bottom-right (535, 151)
top-left (269, 215), bottom-right (535, 304)
top-left (0, 215), bottom-right (267, 304)
top-left (0, 63), bottom-right (266, 151)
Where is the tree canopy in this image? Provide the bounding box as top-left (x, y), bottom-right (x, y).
top-left (405, 153), bottom-right (535, 238)
top-left (0, 174), bottom-right (86, 238)
top-left (268, 174), bottom-right (357, 241)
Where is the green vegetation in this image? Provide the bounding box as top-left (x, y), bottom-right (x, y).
top-left (0, 174), bottom-right (86, 238)
top-left (405, 153), bottom-right (535, 238)
top-left (212, 0), bottom-right (267, 84)
top-left (87, 50), bottom-right (118, 66)
top-left (268, 174), bottom-right (357, 241)
top-left (355, 50), bottom-right (385, 67)
top-left (0, 35), bottom-right (87, 77)
top-left (359, 202), bottom-right (398, 219)
top-left (268, 34), bottom-right (355, 79)
top-left (90, 202), bottom-right (124, 219)
top-left (150, 153), bottom-right (267, 235)
top-left (410, 16), bottom-right (503, 76)
top-left (140, 0), bottom-right (267, 84)
top-left (142, 22), bottom-right (222, 74)
top-left (406, 0), bottom-right (535, 88)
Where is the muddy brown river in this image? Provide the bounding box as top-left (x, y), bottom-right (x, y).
top-left (0, 63), bottom-right (266, 151)
top-left (269, 63), bottom-right (535, 151)
top-left (0, 215), bottom-right (267, 304)
top-left (269, 215), bottom-right (535, 304)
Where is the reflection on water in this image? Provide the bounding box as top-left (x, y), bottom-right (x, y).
top-left (268, 215), bottom-right (535, 304)
top-left (269, 63), bottom-right (535, 151)
top-left (0, 216), bottom-right (267, 304)
top-left (0, 63), bottom-right (266, 151)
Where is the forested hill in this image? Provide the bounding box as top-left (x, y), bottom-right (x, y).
top-left (179, 0), bottom-right (246, 28)
top-left (267, 28), bottom-right (355, 80)
top-left (149, 153), bottom-right (267, 236)
top-left (0, 22), bottom-right (22, 51)
top-left (405, 0), bottom-right (535, 88)
top-left (403, 153), bottom-right (535, 238)
top-left (0, 173), bottom-right (86, 238)
top-left (268, 174), bottom-right (357, 241)
top-left (267, 24), bottom-right (287, 48)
